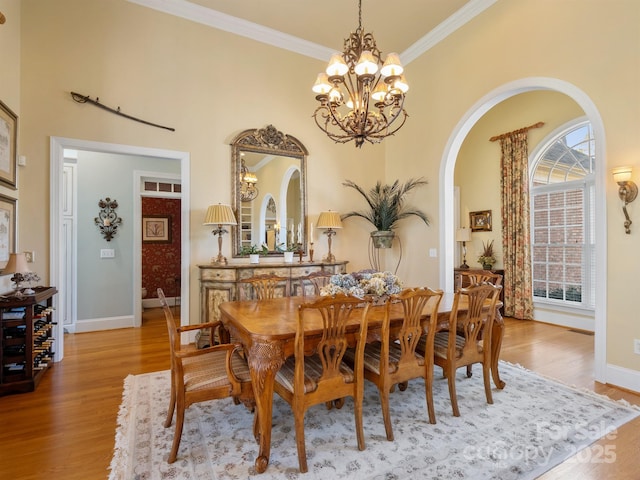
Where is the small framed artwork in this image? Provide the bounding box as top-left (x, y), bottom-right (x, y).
top-left (469, 210), bottom-right (492, 232)
top-left (142, 215), bottom-right (172, 243)
top-left (0, 100), bottom-right (17, 190)
top-left (0, 194), bottom-right (17, 271)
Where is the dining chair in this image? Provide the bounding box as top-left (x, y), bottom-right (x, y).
top-left (346, 287), bottom-right (443, 440)
top-left (431, 283), bottom-right (502, 417)
top-left (273, 293), bottom-right (371, 473)
top-left (297, 271), bottom-right (333, 298)
top-left (455, 271), bottom-right (502, 377)
top-left (456, 270), bottom-right (503, 290)
top-left (158, 288), bottom-right (255, 463)
top-left (240, 273), bottom-right (290, 300)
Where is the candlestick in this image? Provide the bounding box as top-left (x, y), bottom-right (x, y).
top-left (309, 242), bottom-right (314, 262)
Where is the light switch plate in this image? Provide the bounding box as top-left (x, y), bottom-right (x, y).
top-left (429, 248), bottom-right (437, 257)
top-left (100, 248), bottom-right (115, 259)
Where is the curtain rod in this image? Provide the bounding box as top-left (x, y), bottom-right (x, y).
top-left (489, 121), bottom-right (544, 142)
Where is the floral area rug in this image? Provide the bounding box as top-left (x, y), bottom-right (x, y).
top-left (109, 362), bottom-right (639, 480)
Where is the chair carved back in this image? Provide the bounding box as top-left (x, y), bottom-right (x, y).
top-left (298, 271), bottom-right (333, 298)
top-left (457, 270), bottom-right (503, 290)
top-left (240, 274), bottom-right (290, 300)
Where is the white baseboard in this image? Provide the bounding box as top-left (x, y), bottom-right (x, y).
top-left (533, 306), bottom-right (594, 331)
top-left (605, 364), bottom-right (640, 394)
top-left (74, 315), bottom-right (135, 332)
top-left (142, 297), bottom-right (179, 309)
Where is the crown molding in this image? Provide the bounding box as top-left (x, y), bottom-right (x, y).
top-left (401, 0), bottom-right (498, 65)
top-left (128, 0), bottom-right (497, 65)
top-left (127, 0), bottom-right (334, 61)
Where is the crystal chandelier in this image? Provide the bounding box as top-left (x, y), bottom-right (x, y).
top-left (239, 157), bottom-right (258, 202)
top-left (312, 0), bottom-right (408, 148)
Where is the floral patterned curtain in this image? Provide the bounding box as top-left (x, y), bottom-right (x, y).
top-left (499, 131), bottom-right (534, 319)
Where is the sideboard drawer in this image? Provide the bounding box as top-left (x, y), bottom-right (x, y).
top-left (201, 269), bottom-right (237, 282)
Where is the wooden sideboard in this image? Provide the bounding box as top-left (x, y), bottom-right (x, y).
top-left (198, 261), bottom-right (348, 342)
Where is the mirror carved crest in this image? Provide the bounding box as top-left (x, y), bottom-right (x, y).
top-left (231, 125), bottom-right (308, 257)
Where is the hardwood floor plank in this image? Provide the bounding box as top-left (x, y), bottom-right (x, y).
top-left (0, 312), bottom-right (638, 479)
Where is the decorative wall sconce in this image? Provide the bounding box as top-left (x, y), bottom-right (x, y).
top-left (94, 197), bottom-right (123, 241)
top-left (612, 167), bottom-right (637, 234)
top-left (239, 156), bottom-right (259, 202)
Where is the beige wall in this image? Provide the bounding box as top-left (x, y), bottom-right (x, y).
top-left (7, 1), bottom-right (640, 380)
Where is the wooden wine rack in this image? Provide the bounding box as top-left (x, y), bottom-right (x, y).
top-left (0, 286), bottom-right (57, 396)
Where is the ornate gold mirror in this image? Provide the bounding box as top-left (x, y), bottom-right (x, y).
top-left (231, 125), bottom-right (308, 257)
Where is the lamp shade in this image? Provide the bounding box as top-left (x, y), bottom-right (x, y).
top-left (612, 166), bottom-right (633, 183)
top-left (456, 227), bottom-right (471, 242)
top-left (203, 204), bottom-right (237, 226)
top-left (3, 253), bottom-right (30, 275)
top-left (316, 211), bottom-right (343, 229)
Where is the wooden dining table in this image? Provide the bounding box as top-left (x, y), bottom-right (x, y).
top-left (218, 293), bottom-right (505, 473)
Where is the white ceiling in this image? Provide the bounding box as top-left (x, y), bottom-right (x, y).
top-left (128, 0), bottom-right (496, 64)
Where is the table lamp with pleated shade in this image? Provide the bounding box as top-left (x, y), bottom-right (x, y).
top-left (203, 204), bottom-right (237, 265)
top-left (316, 211), bottom-right (342, 263)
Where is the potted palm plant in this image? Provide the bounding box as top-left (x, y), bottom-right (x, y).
top-left (341, 178), bottom-right (430, 248)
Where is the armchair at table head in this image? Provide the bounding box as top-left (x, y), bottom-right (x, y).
top-left (157, 288), bottom-right (255, 464)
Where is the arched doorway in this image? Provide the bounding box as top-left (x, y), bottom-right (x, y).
top-left (439, 77), bottom-right (607, 382)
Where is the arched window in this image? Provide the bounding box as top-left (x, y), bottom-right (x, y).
top-left (530, 120), bottom-right (595, 310)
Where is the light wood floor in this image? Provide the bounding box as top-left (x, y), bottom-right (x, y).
top-left (1, 310), bottom-right (638, 479)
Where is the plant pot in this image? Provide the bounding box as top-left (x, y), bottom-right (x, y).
top-left (249, 254), bottom-right (260, 264)
top-left (482, 263), bottom-right (494, 270)
top-left (371, 230), bottom-right (395, 249)
top-left (283, 251), bottom-right (294, 263)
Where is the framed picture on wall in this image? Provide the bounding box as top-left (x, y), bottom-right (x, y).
top-left (0, 194), bottom-right (17, 270)
top-left (142, 215), bottom-right (172, 243)
top-left (0, 100), bottom-right (18, 190)
top-left (469, 210), bottom-right (492, 232)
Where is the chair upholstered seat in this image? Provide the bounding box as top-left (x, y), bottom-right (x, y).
top-left (346, 340), bottom-right (425, 376)
top-left (182, 350), bottom-right (251, 392)
top-left (275, 353), bottom-right (355, 394)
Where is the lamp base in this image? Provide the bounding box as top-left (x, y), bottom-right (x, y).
top-left (211, 254), bottom-right (228, 265)
top-left (458, 261), bottom-right (470, 269)
top-left (323, 253), bottom-right (336, 263)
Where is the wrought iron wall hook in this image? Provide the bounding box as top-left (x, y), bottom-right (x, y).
top-left (95, 197), bottom-right (123, 241)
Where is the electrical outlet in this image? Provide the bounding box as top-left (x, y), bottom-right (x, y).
top-left (634, 339), bottom-right (640, 355)
top-left (100, 248), bottom-right (115, 259)
top-left (24, 251), bottom-right (35, 263)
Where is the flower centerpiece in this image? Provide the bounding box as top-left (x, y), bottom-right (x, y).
top-left (320, 269), bottom-right (403, 302)
top-left (478, 240), bottom-right (497, 270)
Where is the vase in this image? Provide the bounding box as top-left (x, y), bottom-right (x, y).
top-left (283, 251), bottom-right (294, 263)
top-left (482, 263), bottom-right (493, 270)
top-left (370, 230), bottom-right (395, 249)
top-left (250, 254), bottom-right (260, 264)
